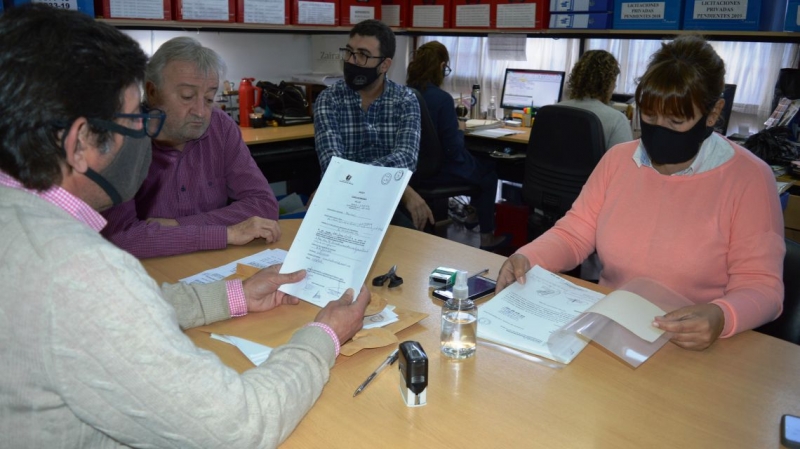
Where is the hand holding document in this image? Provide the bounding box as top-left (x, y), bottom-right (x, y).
top-left (279, 157), bottom-right (411, 307)
top-left (477, 266), bottom-right (693, 367)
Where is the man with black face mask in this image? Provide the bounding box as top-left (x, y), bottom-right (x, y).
top-left (314, 20), bottom-right (434, 231)
top-left (0, 5), bottom-right (370, 447)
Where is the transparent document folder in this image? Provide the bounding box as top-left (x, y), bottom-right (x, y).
top-left (549, 278), bottom-right (693, 368)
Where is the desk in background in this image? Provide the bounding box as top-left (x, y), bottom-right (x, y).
top-left (240, 124), bottom-right (319, 193)
top-left (142, 219), bottom-right (800, 449)
top-left (240, 123), bottom-right (528, 189)
top-left (465, 126), bottom-right (530, 184)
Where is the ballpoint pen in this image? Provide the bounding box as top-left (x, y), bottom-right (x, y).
top-left (353, 348), bottom-right (400, 397)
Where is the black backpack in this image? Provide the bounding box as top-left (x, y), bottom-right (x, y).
top-left (256, 80), bottom-right (310, 124)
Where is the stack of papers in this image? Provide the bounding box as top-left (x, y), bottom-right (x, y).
top-left (477, 266), bottom-right (692, 367)
top-left (180, 249), bottom-right (288, 284)
top-left (465, 119), bottom-right (504, 132)
top-left (470, 128), bottom-right (525, 139)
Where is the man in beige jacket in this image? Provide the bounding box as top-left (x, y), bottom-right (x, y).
top-left (0, 5), bottom-right (369, 448)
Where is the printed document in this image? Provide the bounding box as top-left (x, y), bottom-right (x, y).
top-left (478, 266), bottom-right (671, 365)
top-left (478, 266), bottom-right (605, 363)
top-left (279, 157), bottom-right (410, 306)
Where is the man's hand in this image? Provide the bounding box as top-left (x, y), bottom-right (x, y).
top-left (652, 303), bottom-right (725, 351)
top-left (146, 217), bottom-right (179, 227)
top-left (313, 285), bottom-right (371, 343)
top-left (241, 264), bottom-right (305, 313)
top-left (496, 254), bottom-right (531, 293)
top-left (226, 216), bottom-right (281, 246)
top-left (402, 186), bottom-right (434, 230)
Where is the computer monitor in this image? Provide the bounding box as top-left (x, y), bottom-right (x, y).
top-left (499, 69), bottom-right (565, 114)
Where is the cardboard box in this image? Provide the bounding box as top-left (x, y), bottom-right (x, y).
top-left (340, 0), bottom-right (382, 26)
top-left (452, 0), bottom-right (492, 28)
top-left (495, 0), bottom-right (548, 29)
top-left (410, 0), bottom-right (451, 27)
top-left (549, 0), bottom-right (613, 12)
top-left (381, 0), bottom-right (408, 26)
top-left (237, 0), bottom-right (290, 24)
top-left (549, 11), bottom-right (612, 27)
top-left (293, 0), bottom-right (339, 25)
top-left (174, 0), bottom-right (236, 21)
top-left (101, 0), bottom-right (172, 20)
top-left (683, 0), bottom-right (771, 31)
top-left (7, 0), bottom-right (94, 15)
top-left (614, 0), bottom-right (684, 29)
top-left (787, 0), bottom-right (800, 31)
top-left (784, 186), bottom-right (800, 233)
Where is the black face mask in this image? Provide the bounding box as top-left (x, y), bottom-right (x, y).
top-left (343, 62), bottom-right (382, 91)
top-left (640, 116), bottom-right (714, 165)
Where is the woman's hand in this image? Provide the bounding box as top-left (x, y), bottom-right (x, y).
top-left (495, 254), bottom-right (531, 293)
top-left (652, 303), bottom-right (725, 350)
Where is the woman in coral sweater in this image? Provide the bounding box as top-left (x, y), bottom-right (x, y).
top-left (496, 35), bottom-right (785, 350)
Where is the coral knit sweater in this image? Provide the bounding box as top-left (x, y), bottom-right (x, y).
top-left (516, 137), bottom-right (785, 337)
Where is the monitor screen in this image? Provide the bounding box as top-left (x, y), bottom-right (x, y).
top-left (500, 69), bottom-right (565, 110)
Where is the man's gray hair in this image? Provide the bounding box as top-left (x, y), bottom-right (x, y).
top-left (144, 36), bottom-right (226, 102)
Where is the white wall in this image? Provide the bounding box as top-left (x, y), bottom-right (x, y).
top-left (121, 30), bottom-right (412, 87)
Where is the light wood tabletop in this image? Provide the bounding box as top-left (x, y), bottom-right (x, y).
top-left (240, 123), bottom-right (528, 147)
top-left (239, 123), bottom-right (314, 145)
top-left (142, 219), bottom-right (800, 449)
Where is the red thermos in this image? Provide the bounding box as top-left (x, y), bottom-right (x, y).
top-left (238, 78), bottom-right (262, 127)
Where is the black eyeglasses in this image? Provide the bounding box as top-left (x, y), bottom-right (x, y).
top-left (88, 104), bottom-right (166, 139)
top-left (339, 47), bottom-right (385, 67)
top-left (444, 65), bottom-right (452, 77)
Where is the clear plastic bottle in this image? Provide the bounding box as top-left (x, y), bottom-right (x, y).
top-left (440, 270), bottom-right (478, 359)
top-left (488, 95), bottom-right (497, 121)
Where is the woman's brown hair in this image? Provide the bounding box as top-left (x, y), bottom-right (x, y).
top-left (635, 35), bottom-right (725, 120)
top-left (406, 41), bottom-right (449, 91)
top-left (567, 50), bottom-right (620, 101)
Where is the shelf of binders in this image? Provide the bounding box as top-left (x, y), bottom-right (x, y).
top-left (98, 19), bottom-right (800, 43)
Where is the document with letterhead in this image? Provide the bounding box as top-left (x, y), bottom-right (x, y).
top-left (477, 266), bottom-right (692, 367)
top-left (278, 157), bottom-right (410, 307)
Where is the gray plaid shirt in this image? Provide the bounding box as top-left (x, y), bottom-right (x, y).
top-left (313, 78), bottom-right (421, 174)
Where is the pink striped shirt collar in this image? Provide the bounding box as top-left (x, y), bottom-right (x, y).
top-left (0, 171), bottom-right (107, 232)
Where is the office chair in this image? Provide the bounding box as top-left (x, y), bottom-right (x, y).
top-left (408, 88), bottom-right (480, 233)
top-left (755, 237), bottom-right (800, 345)
top-left (522, 104), bottom-right (606, 240)
top-left (715, 84), bottom-right (737, 136)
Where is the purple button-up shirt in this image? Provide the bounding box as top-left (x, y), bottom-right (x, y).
top-left (101, 108), bottom-right (278, 259)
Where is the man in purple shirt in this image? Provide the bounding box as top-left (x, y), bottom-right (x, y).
top-left (102, 37), bottom-right (280, 258)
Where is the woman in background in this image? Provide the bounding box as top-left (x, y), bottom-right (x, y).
top-left (559, 49), bottom-right (633, 150)
top-left (496, 35), bottom-right (784, 350)
top-left (406, 41), bottom-right (508, 250)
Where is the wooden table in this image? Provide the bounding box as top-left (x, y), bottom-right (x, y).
top-left (238, 124), bottom-right (319, 190)
top-left (466, 127), bottom-right (531, 184)
top-left (240, 123), bottom-right (314, 145)
top-left (142, 219), bottom-right (800, 448)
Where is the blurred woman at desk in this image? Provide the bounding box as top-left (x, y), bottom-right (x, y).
top-left (496, 35), bottom-right (784, 350)
top-left (559, 49), bottom-right (633, 150)
top-left (406, 41), bottom-right (508, 250)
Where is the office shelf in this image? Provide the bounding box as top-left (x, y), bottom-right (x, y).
top-left (99, 19), bottom-right (799, 43)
